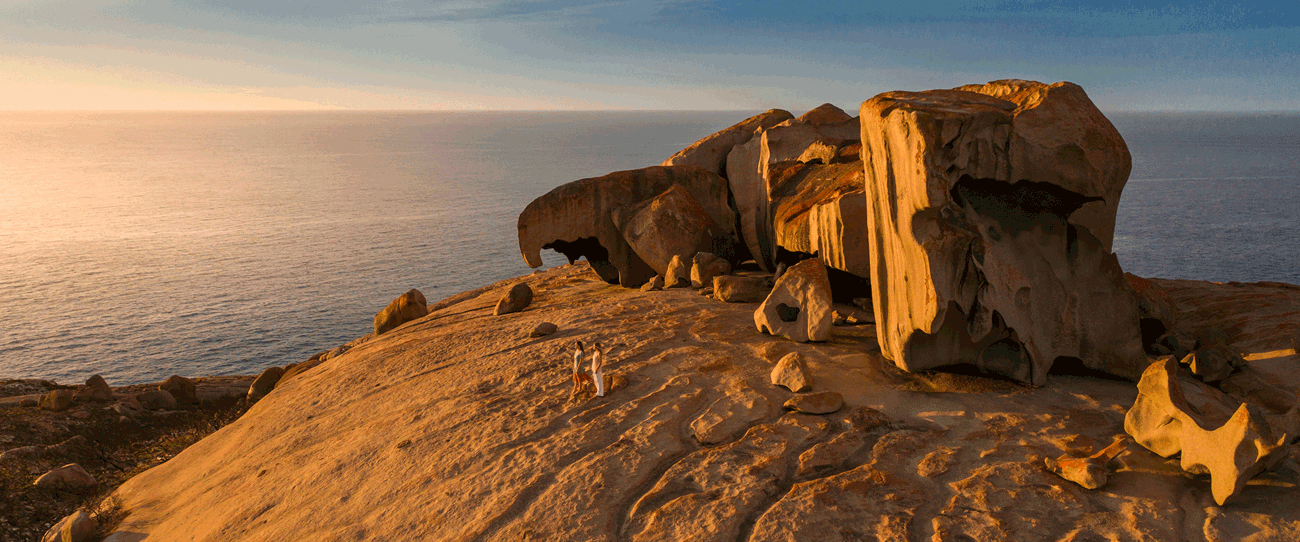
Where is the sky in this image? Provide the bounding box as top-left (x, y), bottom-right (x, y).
top-left (1, 0), bottom-right (1296, 111)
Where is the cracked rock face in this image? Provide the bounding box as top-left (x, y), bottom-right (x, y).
top-left (859, 79), bottom-right (1146, 384)
top-left (1125, 357), bottom-right (1291, 505)
top-left (517, 165), bottom-right (736, 287)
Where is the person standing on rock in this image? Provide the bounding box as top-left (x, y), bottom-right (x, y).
top-left (591, 342), bottom-right (606, 397)
top-left (570, 341), bottom-right (594, 400)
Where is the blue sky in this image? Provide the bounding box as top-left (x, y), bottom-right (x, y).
top-left (1, 0), bottom-right (1295, 110)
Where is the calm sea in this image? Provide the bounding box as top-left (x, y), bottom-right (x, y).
top-left (1, 111), bottom-right (1297, 385)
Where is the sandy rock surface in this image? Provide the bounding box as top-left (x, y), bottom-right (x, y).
top-left (103, 263), bottom-right (1300, 541)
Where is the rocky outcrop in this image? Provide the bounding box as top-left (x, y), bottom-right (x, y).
top-left (616, 185), bottom-right (728, 278)
top-left (247, 366), bottom-right (285, 402)
top-left (33, 463), bottom-right (96, 489)
top-left (755, 259), bottom-right (833, 342)
top-left (74, 375), bottom-right (114, 403)
top-left (494, 283), bottom-right (533, 315)
top-left (136, 390), bottom-right (177, 410)
top-left (1125, 357), bottom-right (1291, 505)
top-left (374, 289), bottom-right (428, 336)
top-left (660, 109), bottom-right (794, 176)
top-left (664, 255), bottom-right (691, 289)
top-left (38, 389), bottom-right (73, 412)
top-left (766, 160), bottom-right (870, 278)
top-left (726, 104), bottom-right (859, 270)
top-left (41, 510), bottom-right (95, 542)
top-left (860, 79), bottom-right (1146, 385)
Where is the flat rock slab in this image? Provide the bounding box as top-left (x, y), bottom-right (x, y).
top-left (783, 391), bottom-right (844, 414)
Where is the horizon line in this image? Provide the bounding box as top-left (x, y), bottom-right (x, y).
top-left (3, 108), bottom-right (1299, 114)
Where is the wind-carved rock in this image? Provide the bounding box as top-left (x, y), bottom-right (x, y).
top-left (767, 160), bottom-right (870, 279)
top-left (755, 259), bottom-right (833, 342)
top-left (517, 166), bottom-right (736, 287)
top-left (727, 104), bottom-right (860, 270)
top-left (616, 185), bottom-right (727, 278)
top-left (859, 80), bottom-right (1146, 384)
top-left (1125, 357), bottom-right (1292, 506)
top-left (661, 109), bottom-right (794, 176)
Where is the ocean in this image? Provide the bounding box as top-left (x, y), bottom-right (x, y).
top-left (1, 111), bottom-right (1297, 385)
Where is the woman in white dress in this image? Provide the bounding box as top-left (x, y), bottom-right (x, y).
top-left (591, 342), bottom-right (606, 397)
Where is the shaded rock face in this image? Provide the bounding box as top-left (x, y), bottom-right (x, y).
top-left (1125, 357), bottom-right (1291, 505)
top-left (136, 390), bottom-right (177, 410)
top-left (494, 283), bottom-right (534, 316)
top-left (770, 352), bottom-right (811, 392)
top-left (664, 255), bottom-right (691, 288)
top-left (755, 259), bottom-right (833, 342)
top-left (74, 374), bottom-right (114, 403)
top-left (616, 185), bottom-right (726, 278)
top-left (161, 375), bottom-right (197, 404)
top-left (726, 104), bottom-right (860, 270)
top-left (517, 165), bottom-right (737, 287)
top-left (39, 389), bottom-right (73, 412)
top-left (41, 509), bottom-right (95, 542)
top-left (859, 79), bottom-right (1145, 385)
top-left (660, 109), bottom-right (794, 176)
top-left (690, 252), bottom-right (731, 289)
top-left (374, 288), bottom-right (428, 336)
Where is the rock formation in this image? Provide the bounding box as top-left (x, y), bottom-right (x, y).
top-left (374, 289), bottom-right (428, 336)
top-left (660, 109), bottom-right (794, 176)
top-left (517, 166), bottom-right (736, 287)
top-left (755, 259), bottom-right (833, 342)
top-left (41, 510), bottom-right (95, 542)
top-left (1044, 438), bottom-right (1126, 489)
top-left (1125, 357), bottom-right (1291, 505)
top-left (494, 283), bottom-right (533, 316)
top-left (161, 375), bottom-right (197, 405)
top-left (770, 352), bottom-right (812, 392)
top-left (33, 463), bottom-right (97, 489)
top-left (766, 159), bottom-right (870, 278)
top-left (690, 252), bottom-right (730, 289)
top-left (713, 275), bottom-right (770, 303)
top-left (247, 366), bottom-right (285, 402)
top-left (74, 374), bottom-right (114, 403)
top-left (617, 185), bottom-right (728, 278)
top-left (664, 255), bottom-right (691, 289)
top-left (38, 389), bottom-right (73, 412)
top-left (859, 79), bottom-right (1146, 384)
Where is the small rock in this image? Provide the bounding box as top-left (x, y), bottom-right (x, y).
top-left (917, 447), bottom-right (960, 478)
top-left (374, 288), bottom-right (429, 335)
top-left (783, 391), bottom-right (844, 414)
top-left (160, 375), bottom-right (197, 405)
top-left (33, 463), bottom-right (96, 489)
top-left (110, 402), bottom-right (143, 419)
top-left (41, 509), bottom-right (96, 542)
top-left (69, 410), bottom-right (91, 420)
top-left (1045, 439), bottom-right (1127, 490)
top-left (1180, 344), bottom-right (1242, 383)
top-left (136, 390), bottom-right (177, 411)
top-left (38, 389), bottom-right (74, 412)
top-left (664, 255), bottom-right (691, 288)
top-left (640, 275), bottom-right (664, 292)
top-left (712, 275), bottom-right (771, 303)
top-left (0, 445), bottom-right (41, 463)
top-left (770, 352), bottom-right (812, 392)
top-left (851, 297), bottom-right (871, 311)
top-left (529, 322), bottom-right (558, 338)
top-left (494, 283), bottom-right (534, 315)
top-left (690, 252), bottom-right (731, 288)
top-left (247, 366), bottom-right (285, 403)
top-left (698, 287), bottom-right (713, 296)
top-left (74, 374), bottom-right (114, 403)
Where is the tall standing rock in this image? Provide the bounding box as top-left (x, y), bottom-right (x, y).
top-left (661, 109), bottom-right (794, 176)
top-left (859, 80), bottom-right (1146, 384)
top-left (374, 289), bottom-right (429, 336)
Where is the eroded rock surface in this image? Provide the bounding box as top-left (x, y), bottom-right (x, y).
top-left (755, 259), bottom-right (832, 342)
top-left (767, 160), bottom-right (870, 278)
top-left (690, 252), bottom-right (731, 289)
top-left (859, 79), bottom-right (1146, 384)
top-left (660, 109), bottom-right (794, 176)
top-left (374, 288), bottom-right (429, 336)
top-left (617, 185), bottom-right (727, 277)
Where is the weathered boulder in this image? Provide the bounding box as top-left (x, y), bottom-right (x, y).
top-left (41, 509), bottom-right (95, 542)
top-left (725, 104), bottom-right (860, 270)
top-left (755, 259), bottom-right (833, 342)
top-left (136, 390), bottom-right (177, 411)
top-left (663, 255), bottom-right (691, 288)
top-left (616, 185), bottom-right (727, 277)
top-left (770, 352), bottom-right (812, 392)
top-left (713, 275), bottom-right (771, 303)
top-left (494, 283), bottom-right (534, 316)
top-left (160, 375), bottom-right (197, 405)
top-left (279, 357), bottom-right (322, 385)
top-left (38, 389), bottom-right (74, 412)
top-left (1044, 438), bottom-right (1126, 490)
top-left (1124, 357), bottom-right (1291, 505)
top-left (33, 463), bottom-right (96, 489)
top-left (860, 79), bottom-right (1146, 385)
top-left (74, 375), bottom-right (114, 403)
top-left (518, 165), bottom-right (736, 287)
top-left (639, 275), bottom-right (664, 292)
top-left (529, 322), bottom-right (558, 338)
top-left (766, 160), bottom-right (870, 278)
top-left (661, 108), bottom-right (794, 176)
top-left (690, 252), bottom-right (731, 289)
top-left (374, 288), bottom-right (428, 336)
top-left (247, 366), bottom-right (285, 402)
top-left (783, 391), bottom-right (843, 414)
top-left (1180, 344), bottom-right (1242, 383)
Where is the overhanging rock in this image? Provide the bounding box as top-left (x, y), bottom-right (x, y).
top-left (859, 80), bottom-right (1146, 384)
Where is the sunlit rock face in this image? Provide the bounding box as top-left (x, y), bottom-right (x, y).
top-left (517, 165), bottom-right (736, 287)
top-left (767, 160), bottom-right (869, 279)
top-left (859, 80), bottom-right (1146, 385)
top-left (660, 109), bottom-right (794, 177)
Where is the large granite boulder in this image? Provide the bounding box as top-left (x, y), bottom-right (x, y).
top-left (755, 259), bottom-right (833, 342)
top-left (1125, 357), bottom-right (1291, 505)
top-left (247, 366), bottom-right (285, 403)
top-left (859, 80), bottom-right (1146, 385)
top-left (661, 109), bottom-right (794, 176)
top-left (767, 160), bottom-right (870, 278)
top-left (374, 288), bottom-right (429, 336)
top-left (726, 104), bottom-right (860, 270)
top-left (494, 283), bottom-right (534, 316)
top-left (615, 185), bottom-right (726, 277)
top-left (517, 166), bottom-right (736, 287)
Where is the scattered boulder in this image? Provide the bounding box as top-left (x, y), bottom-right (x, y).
top-left (783, 391), bottom-right (844, 415)
top-left (517, 165), bottom-right (737, 287)
top-left (136, 390), bottom-right (177, 411)
top-left (38, 389), bottom-right (74, 412)
top-left (1044, 438), bottom-right (1127, 489)
top-left (664, 255), bottom-right (691, 288)
top-left (755, 259), bottom-right (833, 342)
top-left (494, 283), bottom-right (534, 316)
top-left (160, 375), bottom-right (197, 405)
top-left (770, 352), bottom-right (812, 392)
top-left (639, 275), bottom-right (664, 292)
top-left (1125, 357), bottom-right (1290, 505)
top-left (33, 463), bottom-right (96, 489)
top-left (661, 108), bottom-right (794, 176)
top-left (41, 509), bottom-right (96, 542)
top-left (0, 445), bottom-right (41, 463)
top-left (616, 185), bottom-right (729, 277)
top-left (860, 79), bottom-right (1146, 385)
top-left (247, 366), bottom-right (285, 403)
top-left (712, 275), bottom-right (771, 303)
top-left (529, 322), bottom-right (558, 338)
top-left (74, 375), bottom-right (114, 403)
top-left (690, 252), bottom-right (731, 289)
top-left (1180, 344), bottom-right (1243, 383)
top-left (374, 288), bottom-right (429, 336)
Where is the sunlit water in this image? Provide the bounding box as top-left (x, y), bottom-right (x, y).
top-left (1, 111), bottom-right (1297, 384)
